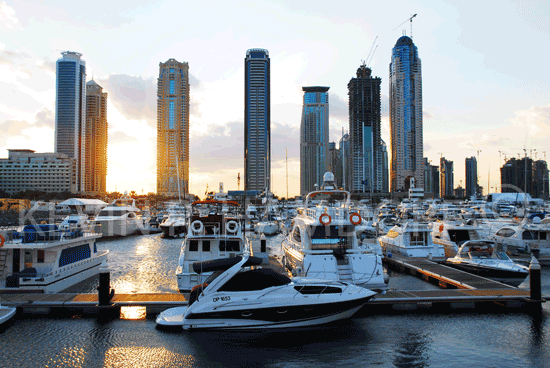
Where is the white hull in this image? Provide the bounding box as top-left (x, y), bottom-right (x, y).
top-left (255, 222), bottom-right (279, 235)
top-left (92, 219), bottom-right (141, 237)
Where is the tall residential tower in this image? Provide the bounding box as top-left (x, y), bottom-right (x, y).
top-left (55, 51), bottom-right (86, 192)
top-left (300, 86), bottom-right (329, 195)
top-left (157, 59), bottom-right (190, 196)
top-left (348, 64), bottom-right (382, 195)
top-left (85, 80), bottom-right (108, 195)
top-left (389, 36), bottom-right (423, 192)
top-left (244, 49), bottom-right (270, 193)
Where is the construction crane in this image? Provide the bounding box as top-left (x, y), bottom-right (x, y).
top-left (366, 45), bottom-right (378, 68)
top-left (362, 36), bottom-right (378, 66)
top-left (393, 14), bottom-right (417, 39)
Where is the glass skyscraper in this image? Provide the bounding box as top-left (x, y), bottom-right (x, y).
top-left (348, 64), bottom-right (382, 194)
top-left (389, 35), bottom-right (423, 192)
top-left (85, 80), bottom-right (108, 195)
top-left (440, 157), bottom-right (454, 198)
top-left (157, 59), bottom-right (190, 197)
top-left (55, 51), bottom-right (86, 192)
top-left (244, 49), bottom-right (270, 193)
top-left (300, 86), bottom-right (329, 195)
top-left (465, 156), bottom-right (478, 198)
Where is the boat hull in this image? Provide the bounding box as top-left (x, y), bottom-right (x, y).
top-left (445, 261), bottom-right (528, 287)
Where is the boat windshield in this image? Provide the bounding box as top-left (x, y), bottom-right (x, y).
top-left (98, 209), bottom-right (129, 217)
top-left (309, 225), bottom-right (354, 250)
top-left (306, 191), bottom-right (348, 206)
top-left (218, 268), bottom-right (291, 292)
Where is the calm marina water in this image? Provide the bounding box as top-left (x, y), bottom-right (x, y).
top-left (1, 233), bottom-right (549, 367)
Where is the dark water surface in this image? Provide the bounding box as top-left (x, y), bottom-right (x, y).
top-left (1, 233), bottom-right (549, 367)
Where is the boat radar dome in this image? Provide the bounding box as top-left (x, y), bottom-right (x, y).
top-left (321, 172), bottom-right (335, 190)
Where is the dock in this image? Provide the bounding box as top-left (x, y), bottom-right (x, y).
top-left (0, 255), bottom-right (544, 317)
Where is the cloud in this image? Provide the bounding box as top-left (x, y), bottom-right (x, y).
top-left (0, 108), bottom-right (54, 137)
top-left (0, 119), bottom-right (28, 136)
top-left (97, 73), bottom-right (202, 126)
top-left (511, 103), bottom-right (550, 136)
top-left (424, 110), bottom-right (433, 120)
top-left (110, 131), bottom-right (138, 143)
top-left (330, 93), bottom-right (348, 120)
top-left (34, 107), bottom-right (54, 129)
top-left (0, 2), bottom-right (22, 31)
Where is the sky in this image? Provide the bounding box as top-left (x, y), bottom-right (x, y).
top-left (1, 0), bottom-right (550, 198)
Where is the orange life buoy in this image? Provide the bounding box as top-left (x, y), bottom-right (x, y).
top-left (319, 213), bottom-right (332, 226)
top-left (350, 213), bottom-right (362, 225)
top-left (439, 224), bottom-right (444, 232)
top-left (0, 234), bottom-right (4, 247)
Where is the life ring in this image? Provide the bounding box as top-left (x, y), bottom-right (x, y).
top-left (350, 213), bottom-right (362, 225)
top-left (439, 224), bottom-right (444, 232)
top-left (225, 220), bottom-right (238, 234)
top-left (0, 234), bottom-right (4, 247)
top-left (191, 220), bottom-right (204, 234)
top-left (319, 213), bottom-right (331, 225)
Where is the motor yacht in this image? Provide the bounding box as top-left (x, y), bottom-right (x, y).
top-left (176, 200), bottom-right (251, 292)
top-left (489, 216), bottom-right (550, 264)
top-left (159, 205), bottom-right (189, 238)
top-left (91, 195), bottom-right (143, 237)
top-left (0, 221), bottom-right (108, 293)
top-left (157, 254), bottom-right (377, 330)
top-left (281, 172), bottom-right (388, 291)
top-left (432, 219), bottom-right (484, 257)
top-left (378, 220), bottom-right (446, 262)
top-left (446, 240), bottom-right (529, 287)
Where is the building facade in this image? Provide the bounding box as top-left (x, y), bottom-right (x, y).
top-left (465, 156), bottom-right (478, 199)
top-left (339, 133), bottom-right (351, 191)
top-left (55, 51), bottom-right (86, 192)
top-left (0, 150), bottom-right (76, 194)
top-left (85, 80), bottom-right (108, 195)
top-left (389, 36), bottom-right (423, 192)
top-left (501, 157), bottom-right (548, 199)
top-left (300, 86), bottom-right (329, 195)
top-left (381, 139), bottom-right (389, 193)
top-left (440, 157), bottom-right (454, 198)
top-left (348, 64), bottom-right (382, 194)
top-left (328, 142), bottom-right (342, 189)
top-left (244, 49), bottom-right (271, 193)
top-left (156, 59), bottom-right (190, 196)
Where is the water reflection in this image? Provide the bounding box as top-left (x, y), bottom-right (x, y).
top-left (393, 331), bottom-right (430, 368)
top-left (120, 306), bottom-right (147, 320)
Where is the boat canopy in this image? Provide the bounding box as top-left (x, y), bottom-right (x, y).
top-left (192, 255), bottom-right (263, 274)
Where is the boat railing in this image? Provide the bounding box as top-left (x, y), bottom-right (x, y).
top-left (5, 225), bottom-right (100, 244)
top-left (304, 208), bottom-right (349, 221)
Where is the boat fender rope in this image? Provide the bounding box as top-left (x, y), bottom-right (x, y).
top-left (350, 213), bottom-right (362, 225)
top-left (191, 220), bottom-right (204, 234)
top-left (319, 213), bottom-right (331, 226)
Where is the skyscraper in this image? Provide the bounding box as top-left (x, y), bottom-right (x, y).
top-left (55, 51), bottom-right (86, 192)
top-left (440, 157), bottom-right (454, 198)
top-left (465, 156), bottom-right (478, 198)
top-left (244, 49), bottom-right (270, 193)
top-left (300, 86), bottom-right (329, 195)
top-left (348, 64), bottom-right (382, 195)
top-left (339, 133), bottom-right (351, 191)
top-left (389, 36), bottom-right (423, 192)
top-left (85, 80), bottom-right (108, 195)
top-left (157, 59), bottom-right (190, 196)
top-left (381, 139), bottom-right (389, 193)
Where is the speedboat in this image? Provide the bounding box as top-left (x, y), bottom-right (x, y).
top-left (446, 240), bottom-right (529, 287)
top-left (432, 218), bottom-right (484, 258)
top-left (0, 304), bottom-right (16, 327)
top-left (176, 200), bottom-right (250, 292)
top-left (91, 195), bottom-right (143, 237)
top-left (160, 210), bottom-right (189, 238)
top-left (157, 254), bottom-right (376, 330)
top-left (0, 221), bottom-right (108, 293)
top-left (281, 172), bottom-right (388, 291)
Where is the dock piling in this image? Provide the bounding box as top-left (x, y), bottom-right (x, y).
top-left (529, 256), bottom-right (542, 302)
top-left (97, 261), bottom-right (115, 306)
top-left (260, 233), bottom-right (267, 253)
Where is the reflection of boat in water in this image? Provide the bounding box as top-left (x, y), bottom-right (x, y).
top-left (176, 200), bottom-right (250, 292)
top-left (281, 172), bottom-right (387, 291)
top-left (157, 254), bottom-right (377, 330)
top-left (0, 221), bottom-right (108, 293)
top-left (91, 196), bottom-right (143, 237)
top-left (446, 240), bottom-right (528, 287)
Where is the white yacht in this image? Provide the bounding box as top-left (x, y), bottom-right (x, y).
top-left (176, 200), bottom-right (251, 292)
top-left (159, 204), bottom-right (189, 238)
top-left (378, 220), bottom-right (446, 261)
top-left (489, 216), bottom-right (550, 264)
top-left (0, 222), bottom-right (108, 293)
top-left (158, 255), bottom-right (377, 330)
top-left (255, 208), bottom-right (280, 236)
top-left (446, 240), bottom-right (529, 286)
top-left (432, 219), bottom-right (484, 258)
top-left (281, 172), bottom-right (388, 292)
top-left (91, 195), bottom-right (143, 237)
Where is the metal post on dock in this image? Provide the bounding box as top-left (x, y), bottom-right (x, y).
top-left (529, 256), bottom-right (542, 302)
top-left (97, 261), bottom-right (115, 306)
top-left (260, 233), bottom-right (267, 253)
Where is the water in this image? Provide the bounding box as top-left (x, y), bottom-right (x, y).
top-left (1, 233), bottom-right (549, 367)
